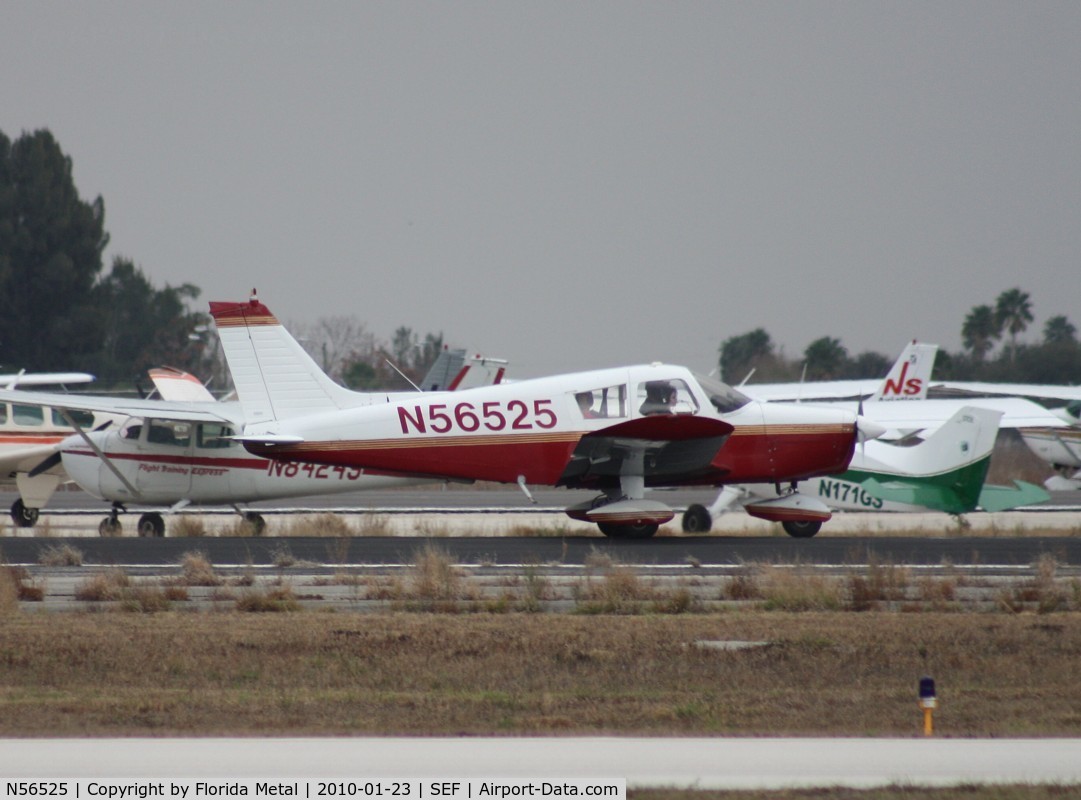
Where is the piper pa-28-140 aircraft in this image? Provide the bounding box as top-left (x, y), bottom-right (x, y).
top-left (0, 333), bottom-right (506, 536)
top-left (203, 296), bottom-right (883, 538)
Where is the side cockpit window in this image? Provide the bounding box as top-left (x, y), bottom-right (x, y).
top-left (146, 419), bottom-right (191, 447)
top-left (198, 423), bottom-right (237, 449)
top-left (637, 380), bottom-right (699, 416)
top-left (571, 384), bottom-right (628, 421)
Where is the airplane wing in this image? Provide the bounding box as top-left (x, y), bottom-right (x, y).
top-left (557, 415), bottom-right (733, 486)
top-left (741, 379), bottom-right (882, 402)
top-left (1, 372), bottom-right (95, 388)
top-left (930, 380), bottom-right (1081, 402)
top-left (860, 396), bottom-right (1069, 439)
top-left (742, 342), bottom-right (939, 403)
top-left (0, 388), bottom-right (244, 426)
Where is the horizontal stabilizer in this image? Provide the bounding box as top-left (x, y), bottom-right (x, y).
top-left (232, 433), bottom-right (306, 447)
top-left (861, 477), bottom-right (962, 513)
top-left (977, 480), bottom-right (1051, 513)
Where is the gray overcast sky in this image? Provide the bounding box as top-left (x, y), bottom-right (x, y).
top-left (4, 1), bottom-right (1080, 378)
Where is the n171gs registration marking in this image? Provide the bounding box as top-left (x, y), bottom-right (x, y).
top-left (818, 478), bottom-right (883, 509)
top-left (398, 400), bottom-right (558, 434)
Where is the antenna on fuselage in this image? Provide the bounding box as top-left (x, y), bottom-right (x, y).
top-left (385, 359), bottom-right (421, 392)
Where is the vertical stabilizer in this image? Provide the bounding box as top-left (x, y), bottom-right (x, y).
top-left (210, 294), bottom-right (356, 424)
top-left (873, 341), bottom-right (938, 401)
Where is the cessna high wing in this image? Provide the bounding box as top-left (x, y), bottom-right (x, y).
top-left (208, 297), bottom-right (883, 538)
top-left (916, 378), bottom-right (1081, 490)
top-left (0, 325), bottom-right (506, 536)
top-left (680, 406), bottom-right (1050, 533)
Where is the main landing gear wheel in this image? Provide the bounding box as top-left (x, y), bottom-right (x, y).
top-left (138, 512), bottom-right (166, 538)
top-left (681, 504), bottom-right (712, 533)
top-left (99, 518), bottom-right (122, 536)
top-left (597, 521), bottom-right (660, 539)
top-left (782, 519), bottom-right (822, 538)
top-left (99, 503), bottom-right (124, 537)
top-left (10, 499), bottom-right (39, 528)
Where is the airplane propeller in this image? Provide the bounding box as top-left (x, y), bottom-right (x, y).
top-left (24, 420), bottom-right (114, 479)
top-left (856, 399), bottom-right (886, 446)
top-left (26, 451), bottom-right (62, 478)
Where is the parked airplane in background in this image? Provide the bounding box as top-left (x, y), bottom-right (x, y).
top-left (0, 371), bottom-right (102, 526)
top-left (918, 378), bottom-right (1081, 490)
top-left (743, 340), bottom-right (1069, 440)
top-left (741, 341), bottom-right (939, 403)
top-left (0, 329), bottom-right (506, 536)
top-left (205, 295), bottom-right (882, 538)
top-left (680, 406), bottom-right (1050, 533)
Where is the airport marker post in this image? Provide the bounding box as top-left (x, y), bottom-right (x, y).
top-left (919, 676), bottom-right (937, 736)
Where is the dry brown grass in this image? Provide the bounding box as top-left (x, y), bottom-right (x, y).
top-left (177, 551), bottom-right (222, 586)
top-left (0, 566), bottom-right (18, 614)
top-left (282, 513), bottom-right (357, 537)
top-left (3, 612), bottom-right (1081, 737)
top-left (37, 543), bottom-right (84, 566)
top-left (170, 515), bottom-right (210, 538)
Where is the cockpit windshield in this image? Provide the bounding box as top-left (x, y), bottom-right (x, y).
top-left (692, 372), bottom-right (752, 414)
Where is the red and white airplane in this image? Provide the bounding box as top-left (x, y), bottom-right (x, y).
top-left (212, 295), bottom-right (880, 538)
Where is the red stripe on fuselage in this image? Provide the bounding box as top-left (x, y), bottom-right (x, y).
top-left (245, 434), bottom-right (583, 485)
top-left (0, 434), bottom-right (68, 446)
top-left (242, 424), bottom-right (857, 487)
top-left (61, 447), bottom-right (413, 480)
top-left (63, 448), bottom-right (267, 471)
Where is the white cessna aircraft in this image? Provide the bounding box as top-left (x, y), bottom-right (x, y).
top-left (0, 325), bottom-right (506, 536)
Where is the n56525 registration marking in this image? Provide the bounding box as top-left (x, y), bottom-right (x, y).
top-left (398, 400), bottom-right (557, 435)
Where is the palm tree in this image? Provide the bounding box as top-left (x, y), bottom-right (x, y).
top-left (1043, 315), bottom-right (1077, 345)
top-left (961, 305), bottom-right (998, 361)
top-left (803, 337), bottom-right (848, 380)
top-left (994, 288), bottom-right (1033, 359)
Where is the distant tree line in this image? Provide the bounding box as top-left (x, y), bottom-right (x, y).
top-left (719, 288), bottom-right (1081, 386)
top-left (0, 128), bottom-right (443, 391)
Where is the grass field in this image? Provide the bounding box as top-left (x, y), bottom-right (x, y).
top-left (2, 611), bottom-right (1081, 738)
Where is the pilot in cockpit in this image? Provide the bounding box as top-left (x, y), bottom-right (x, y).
top-left (576, 391), bottom-right (601, 419)
top-left (639, 381), bottom-right (677, 415)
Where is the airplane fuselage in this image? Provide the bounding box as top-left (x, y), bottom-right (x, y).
top-left (60, 421), bottom-right (425, 506)
top-left (239, 365), bottom-right (858, 490)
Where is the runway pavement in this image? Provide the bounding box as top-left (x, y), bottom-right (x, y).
top-left (2, 737), bottom-right (1081, 789)
top-left (4, 532), bottom-right (1081, 567)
